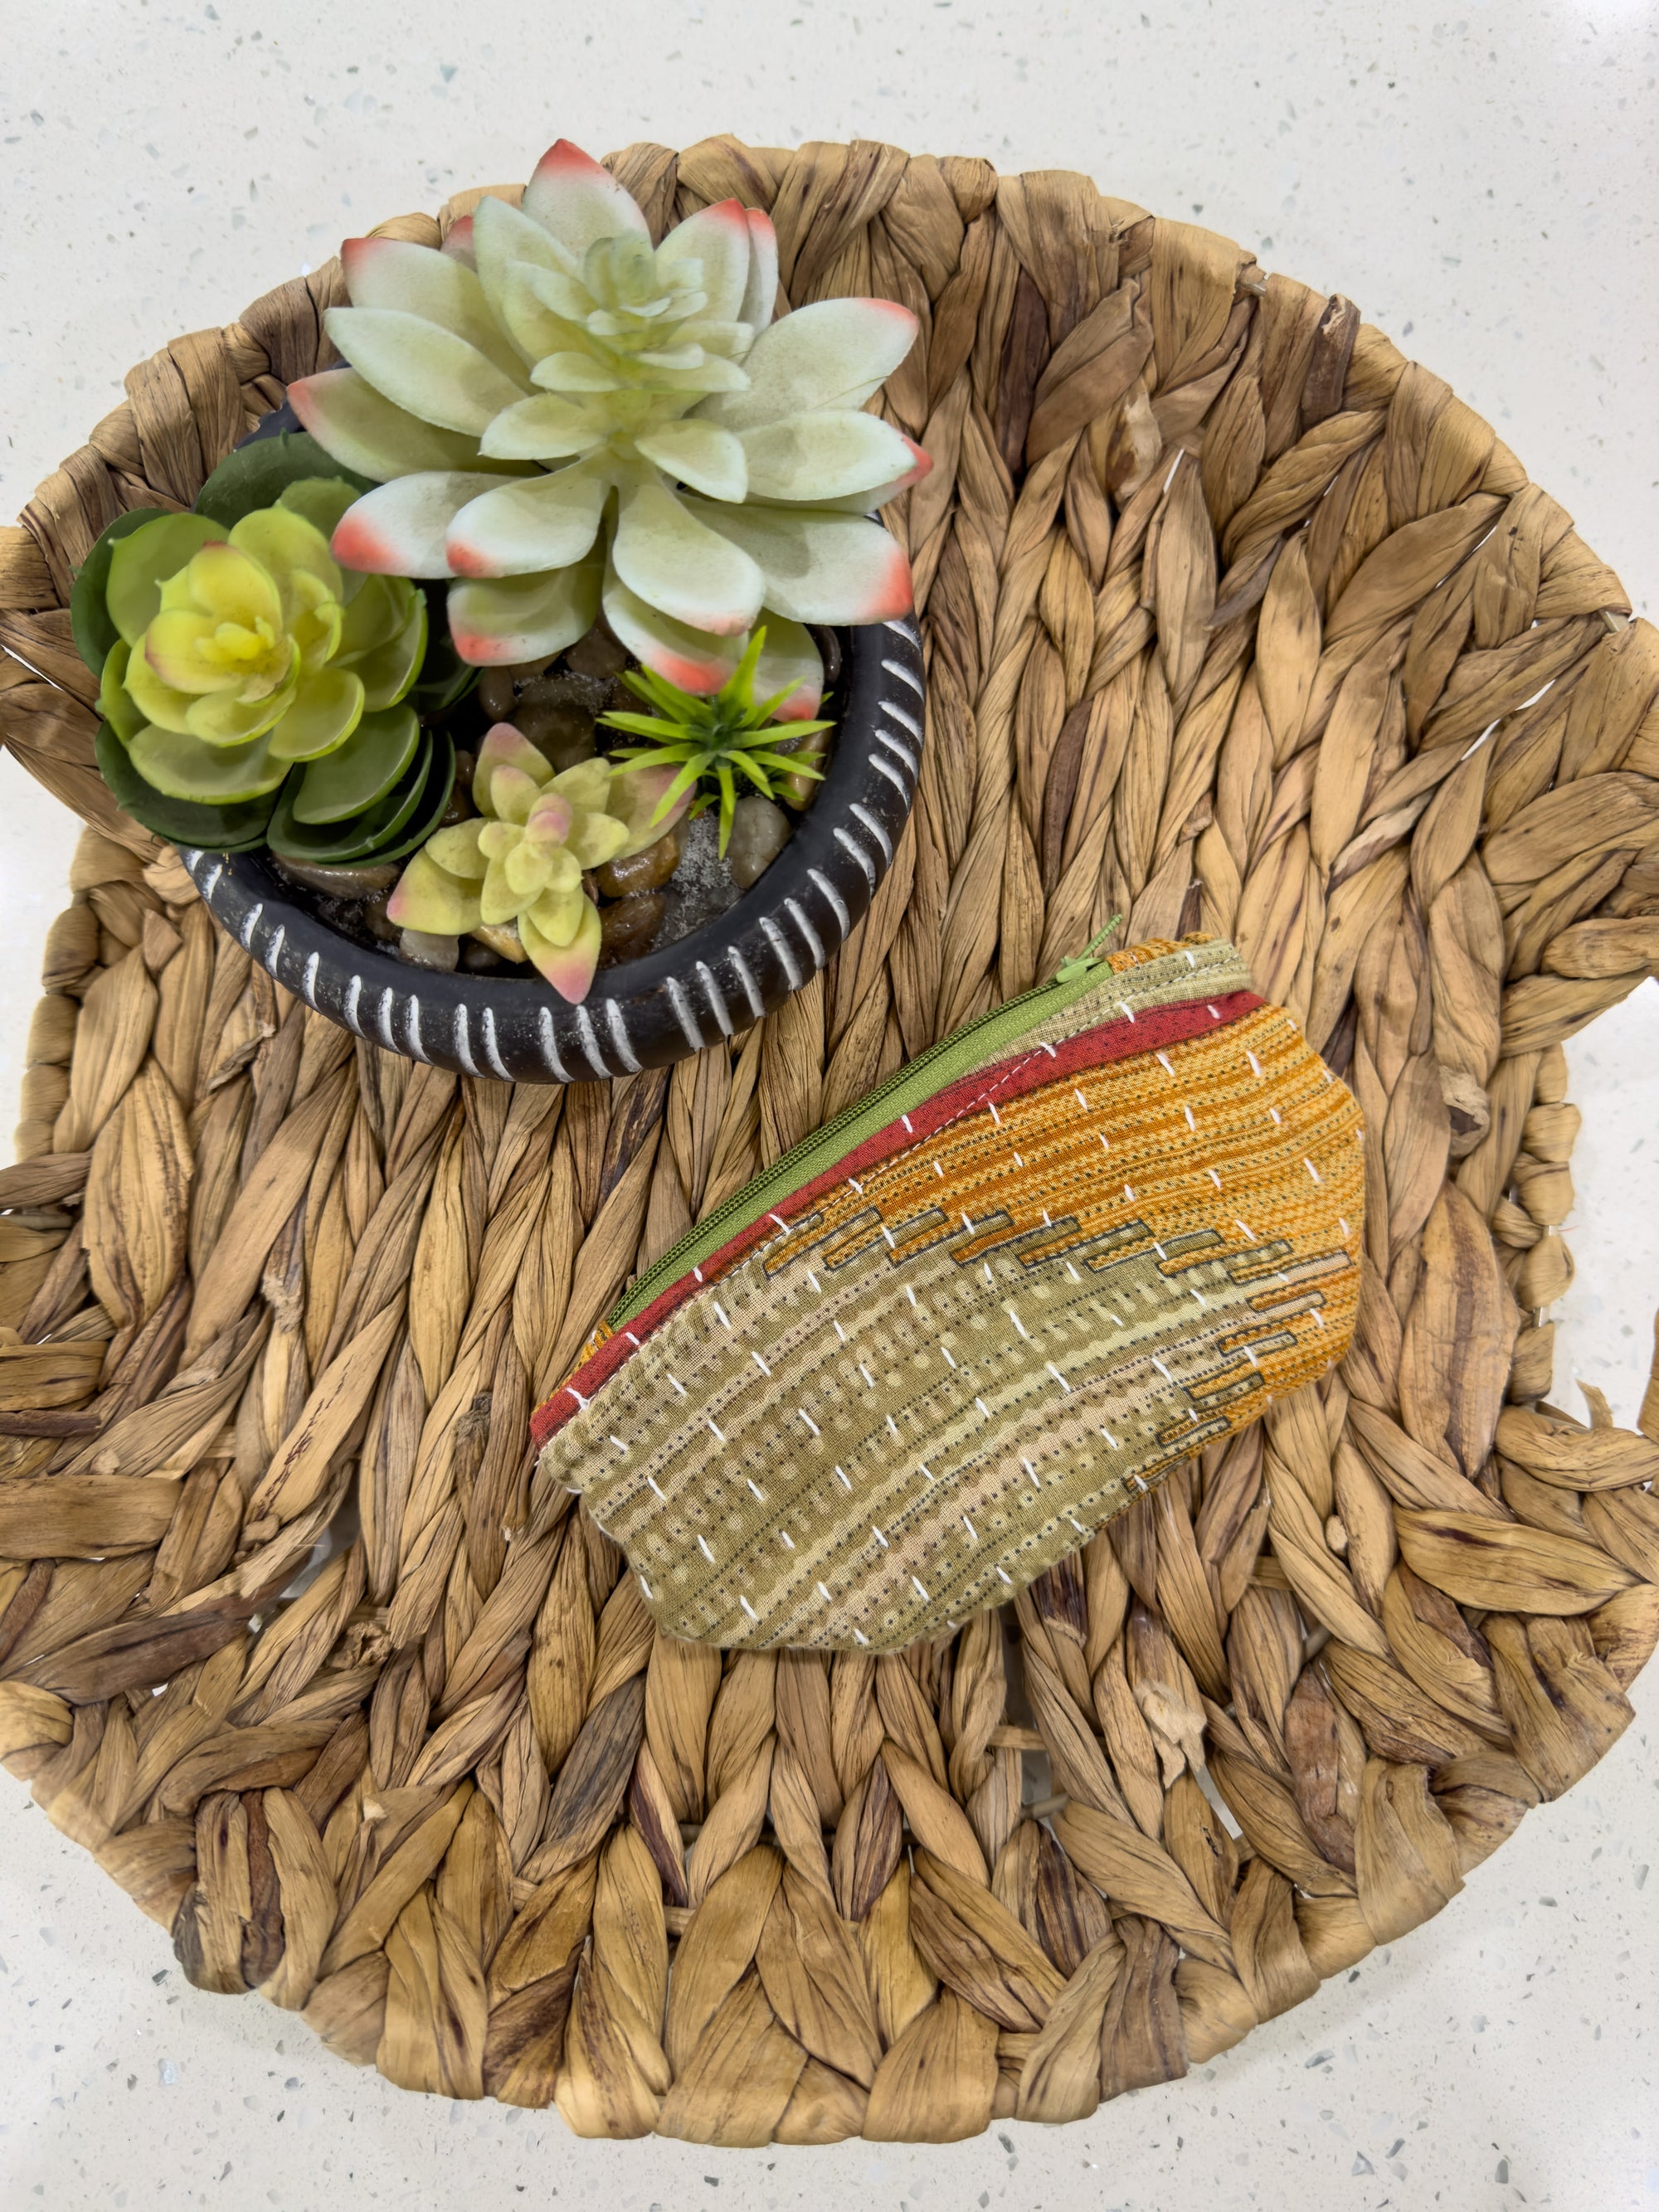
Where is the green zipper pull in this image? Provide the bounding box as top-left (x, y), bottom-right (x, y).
top-left (1053, 913), bottom-right (1122, 988)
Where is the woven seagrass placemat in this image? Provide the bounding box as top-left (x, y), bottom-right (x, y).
top-left (0, 137), bottom-right (1656, 2143)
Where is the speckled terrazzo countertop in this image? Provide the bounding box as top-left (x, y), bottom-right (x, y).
top-left (2, 5), bottom-right (1656, 2206)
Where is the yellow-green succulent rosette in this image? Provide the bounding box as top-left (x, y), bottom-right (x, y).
top-left (99, 479), bottom-right (427, 806)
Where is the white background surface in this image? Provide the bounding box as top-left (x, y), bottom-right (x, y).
top-left (2, 4), bottom-right (1657, 2207)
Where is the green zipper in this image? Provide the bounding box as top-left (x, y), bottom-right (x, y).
top-left (607, 922), bottom-right (1121, 1332)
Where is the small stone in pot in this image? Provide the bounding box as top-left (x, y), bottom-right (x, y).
top-left (598, 892), bottom-right (665, 962)
top-left (478, 657), bottom-right (554, 722)
top-left (461, 938), bottom-right (505, 973)
top-left (517, 670), bottom-right (610, 713)
top-left (440, 754), bottom-right (477, 829)
top-left (806, 624), bottom-right (842, 691)
top-left (271, 856), bottom-right (401, 898)
top-left (725, 795), bottom-right (792, 889)
top-left (774, 727), bottom-right (831, 809)
top-left (514, 698), bottom-right (596, 771)
top-left (565, 620), bottom-right (630, 679)
top-left (477, 668), bottom-right (518, 722)
top-left (398, 929), bottom-right (460, 971)
top-left (514, 673), bottom-right (611, 771)
top-left (595, 824), bottom-right (681, 897)
top-left (471, 921), bottom-right (529, 962)
top-left (362, 893), bottom-right (400, 944)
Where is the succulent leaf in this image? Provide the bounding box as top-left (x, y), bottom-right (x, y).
top-left (266, 666), bottom-right (367, 761)
top-left (277, 475), bottom-right (365, 541)
top-left (230, 503), bottom-right (343, 610)
top-left (348, 589), bottom-right (429, 710)
top-left (749, 614), bottom-right (826, 720)
top-left (652, 199), bottom-right (754, 325)
top-left (292, 703), bottom-right (421, 823)
top-left (105, 513), bottom-right (225, 647)
top-left (128, 722), bottom-right (290, 804)
top-left (445, 461), bottom-right (609, 577)
top-left (323, 308), bottom-right (532, 435)
top-left (96, 719), bottom-right (277, 849)
top-left (448, 558), bottom-right (602, 664)
top-left (469, 192), bottom-right (574, 305)
top-left (633, 419), bottom-right (747, 502)
top-left (424, 820), bottom-right (489, 878)
top-left (612, 477), bottom-right (764, 635)
top-left (605, 761), bottom-right (694, 855)
top-left (737, 410), bottom-right (924, 503)
top-left (332, 470), bottom-right (508, 577)
top-left (680, 498), bottom-right (914, 624)
top-left (472, 722), bottom-right (554, 813)
top-left (521, 891), bottom-right (602, 1002)
top-left (288, 367), bottom-right (496, 483)
top-left (336, 571), bottom-right (406, 659)
top-left (694, 298), bottom-right (920, 431)
top-left (387, 846), bottom-right (484, 935)
top-left (601, 566), bottom-right (742, 695)
top-left (268, 727), bottom-right (449, 865)
top-left (479, 392), bottom-right (606, 462)
top-left (738, 207), bottom-right (781, 331)
top-left (340, 235), bottom-right (529, 379)
top-left (97, 641), bottom-right (147, 743)
top-left (521, 139), bottom-right (651, 260)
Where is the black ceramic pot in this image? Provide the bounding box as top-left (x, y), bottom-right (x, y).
top-left (180, 602), bottom-right (923, 1083)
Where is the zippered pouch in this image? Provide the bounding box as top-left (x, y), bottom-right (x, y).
top-left (531, 933), bottom-right (1365, 1652)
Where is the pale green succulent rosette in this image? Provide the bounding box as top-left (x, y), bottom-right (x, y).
top-left (289, 139), bottom-right (929, 714)
top-left (387, 723), bottom-right (690, 1004)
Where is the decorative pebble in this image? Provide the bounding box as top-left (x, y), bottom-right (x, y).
top-left (439, 755), bottom-right (476, 828)
top-left (725, 795), bottom-right (792, 888)
top-left (514, 672), bottom-right (611, 771)
top-left (596, 825), bottom-right (681, 897)
top-left (362, 892), bottom-right (400, 943)
top-left (598, 892), bottom-right (665, 962)
top-left (776, 728), bottom-right (831, 809)
top-left (514, 698), bottom-right (597, 771)
top-left (565, 619), bottom-right (631, 678)
top-left (518, 671), bottom-right (610, 713)
top-left (475, 668), bottom-right (518, 722)
top-left (397, 928), bottom-right (460, 971)
top-left (270, 856), bottom-right (401, 898)
top-left (471, 921), bottom-right (528, 962)
top-left (808, 622), bottom-right (842, 690)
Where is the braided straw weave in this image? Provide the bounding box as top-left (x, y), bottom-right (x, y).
top-left (1, 139), bottom-right (1657, 2141)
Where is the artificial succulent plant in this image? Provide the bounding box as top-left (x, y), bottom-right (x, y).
top-left (601, 625), bottom-right (832, 858)
top-left (97, 480), bottom-right (426, 802)
top-left (387, 724), bottom-right (690, 1001)
top-left (289, 140), bottom-right (928, 717)
top-left (80, 469), bottom-right (458, 863)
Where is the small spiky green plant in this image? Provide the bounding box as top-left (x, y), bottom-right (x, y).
top-left (600, 627), bottom-right (834, 858)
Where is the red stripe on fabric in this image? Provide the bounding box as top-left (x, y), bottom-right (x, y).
top-left (530, 986), bottom-right (1262, 1447)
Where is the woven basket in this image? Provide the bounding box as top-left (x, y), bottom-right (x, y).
top-left (0, 138), bottom-right (1656, 2144)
